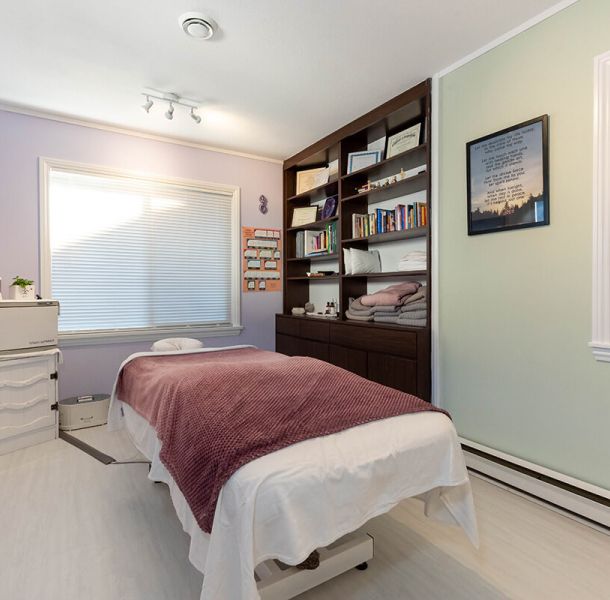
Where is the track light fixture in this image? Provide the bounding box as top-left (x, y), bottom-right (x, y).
top-left (141, 95), bottom-right (153, 113)
top-left (190, 107), bottom-right (202, 124)
top-left (140, 90), bottom-right (203, 125)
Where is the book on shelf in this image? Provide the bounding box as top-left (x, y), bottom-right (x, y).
top-left (295, 222), bottom-right (337, 257)
top-left (351, 202), bottom-right (427, 238)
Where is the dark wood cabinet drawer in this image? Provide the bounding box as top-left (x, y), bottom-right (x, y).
top-left (299, 319), bottom-right (330, 342)
top-left (276, 315), bottom-right (300, 337)
top-left (368, 352), bottom-right (417, 395)
top-left (330, 323), bottom-right (417, 358)
top-left (300, 339), bottom-right (329, 362)
top-left (329, 345), bottom-right (367, 377)
top-left (276, 333), bottom-right (300, 356)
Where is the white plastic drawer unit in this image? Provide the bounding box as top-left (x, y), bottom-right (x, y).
top-left (0, 352), bottom-right (59, 455)
top-left (0, 300), bottom-right (59, 353)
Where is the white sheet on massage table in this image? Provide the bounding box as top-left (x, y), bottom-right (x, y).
top-left (108, 345), bottom-right (478, 600)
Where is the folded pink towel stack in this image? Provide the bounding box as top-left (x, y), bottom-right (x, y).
top-left (360, 281), bottom-right (421, 307)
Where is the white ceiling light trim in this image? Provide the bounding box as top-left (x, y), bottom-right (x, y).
top-left (179, 12), bottom-right (215, 40)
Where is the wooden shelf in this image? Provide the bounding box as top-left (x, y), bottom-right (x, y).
top-left (287, 253), bottom-right (339, 262)
top-left (287, 180), bottom-right (338, 202)
top-left (341, 172), bottom-right (427, 205)
top-left (280, 80), bottom-right (432, 401)
top-left (339, 318), bottom-right (428, 332)
top-left (343, 226), bottom-right (427, 245)
top-left (341, 144), bottom-right (427, 180)
top-left (287, 216), bottom-right (338, 232)
top-left (342, 270), bottom-right (426, 279)
top-left (286, 275), bottom-right (339, 281)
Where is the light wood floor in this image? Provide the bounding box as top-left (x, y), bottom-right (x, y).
top-left (1, 429), bottom-right (609, 600)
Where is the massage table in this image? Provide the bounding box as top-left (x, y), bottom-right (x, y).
top-left (109, 345), bottom-right (477, 600)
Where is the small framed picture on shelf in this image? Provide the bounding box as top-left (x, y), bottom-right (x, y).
top-left (296, 167), bottom-right (329, 195)
top-left (466, 115), bottom-right (549, 235)
top-left (386, 123), bottom-right (422, 158)
top-left (291, 206), bottom-right (318, 227)
top-left (347, 150), bottom-right (382, 174)
top-left (320, 195), bottom-right (338, 219)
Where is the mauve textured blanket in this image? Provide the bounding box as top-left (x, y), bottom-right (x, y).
top-left (116, 347), bottom-right (447, 533)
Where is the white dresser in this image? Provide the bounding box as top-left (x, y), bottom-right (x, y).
top-left (0, 350), bottom-right (61, 455)
top-left (0, 300), bottom-right (60, 455)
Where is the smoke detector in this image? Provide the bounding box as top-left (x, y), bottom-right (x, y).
top-left (179, 12), bottom-right (215, 40)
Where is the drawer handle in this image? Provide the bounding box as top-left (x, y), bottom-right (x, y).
top-left (0, 395), bottom-right (49, 411)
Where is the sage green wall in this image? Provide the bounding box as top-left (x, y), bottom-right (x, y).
top-left (438, 0), bottom-right (610, 489)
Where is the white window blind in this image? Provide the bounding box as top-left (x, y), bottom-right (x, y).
top-left (46, 167), bottom-right (238, 335)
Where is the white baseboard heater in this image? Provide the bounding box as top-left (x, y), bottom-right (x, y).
top-left (460, 438), bottom-right (610, 530)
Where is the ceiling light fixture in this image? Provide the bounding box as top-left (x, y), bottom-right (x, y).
top-left (140, 90), bottom-right (203, 125)
top-left (179, 12), bottom-right (215, 40)
top-left (141, 95), bottom-right (153, 113)
top-left (190, 107), bottom-right (202, 124)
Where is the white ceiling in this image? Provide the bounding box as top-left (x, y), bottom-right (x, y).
top-left (0, 0), bottom-right (564, 160)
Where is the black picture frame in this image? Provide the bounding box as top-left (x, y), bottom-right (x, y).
top-left (466, 115), bottom-right (549, 235)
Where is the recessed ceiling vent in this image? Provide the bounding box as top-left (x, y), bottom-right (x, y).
top-left (179, 12), bottom-right (215, 40)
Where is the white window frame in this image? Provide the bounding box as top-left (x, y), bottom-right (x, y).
top-left (591, 53), bottom-right (610, 362)
top-left (39, 157), bottom-right (243, 347)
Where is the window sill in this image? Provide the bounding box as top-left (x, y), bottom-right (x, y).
top-left (58, 325), bottom-right (244, 348)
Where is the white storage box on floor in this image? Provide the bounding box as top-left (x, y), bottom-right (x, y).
top-left (59, 395), bottom-right (110, 431)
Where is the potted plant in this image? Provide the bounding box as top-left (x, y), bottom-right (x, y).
top-left (9, 276), bottom-right (35, 301)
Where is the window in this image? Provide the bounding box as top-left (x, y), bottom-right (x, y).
top-left (40, 160), bottom-right (241, 344)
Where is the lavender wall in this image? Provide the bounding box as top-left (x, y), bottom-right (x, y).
top-left (0, 110), bottom-right (283, 398)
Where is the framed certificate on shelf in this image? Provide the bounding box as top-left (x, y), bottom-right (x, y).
top-left (386, 123), bottom-right (422, 158)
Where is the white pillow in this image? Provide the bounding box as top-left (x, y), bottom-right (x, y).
top-left (151, 338), bottom-right (204, 352)
top-left (343, 248), bottom-right (353, 275)
top-left (350, 248), bottom-right (381, 274)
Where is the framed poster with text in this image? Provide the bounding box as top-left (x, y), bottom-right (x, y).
top-left (242, 227), bottom-right (282, 292)
top-left (466, 115), bottom-right (549, 235)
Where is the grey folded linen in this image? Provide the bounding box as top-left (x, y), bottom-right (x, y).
top-left (396, 317), bottom-right (427, 327)
top-left (400, 300), bottom-right (427, 313)
top-left (373, 310), bottom-right (402, 318)
top-left (402, 288), bottom-right (427, 305)
top-left (372, 315), bottom-right (399, 323)
top-left (349, 297), bottom-right (372, 312)
top-left (370, 304), bottom-right (401, 313)
top-left (397, 309), bottom-right (427, 320)
top-left (345, 310), bottom-right (374, 321)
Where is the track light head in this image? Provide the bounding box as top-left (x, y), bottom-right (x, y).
top-left (190, 107), bottom-right (202, 124)
top-left (142, 96), bottom-right (153, 113)
top-left (165, 102), bottom-right (174, 120)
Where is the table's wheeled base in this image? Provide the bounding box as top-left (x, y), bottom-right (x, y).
top-left (256, 532), bottom-right (374, 600)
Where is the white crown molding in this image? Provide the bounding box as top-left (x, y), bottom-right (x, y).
top-left (0, 101), bottom-right (282, 165)
top-left (436, 0), bottom-right (579, 78)
top-left (591, 51), bottom-right (610, 362)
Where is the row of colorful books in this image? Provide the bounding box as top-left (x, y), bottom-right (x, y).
top-left (295, 222), bottom-right (338, 257)
top-left (351, 203), bottom-right (428, 239)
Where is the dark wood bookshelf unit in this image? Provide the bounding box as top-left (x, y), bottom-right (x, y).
top-left (277, 79), bottom-right (432, 400)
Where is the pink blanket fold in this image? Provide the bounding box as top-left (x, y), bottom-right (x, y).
top-left (116, 347), bottom-right (447, 533)
top-left (360, 281), bottom-right (421, 307)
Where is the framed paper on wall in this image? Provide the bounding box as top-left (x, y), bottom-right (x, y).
top-left (466, 115), bottom-right (549, 235)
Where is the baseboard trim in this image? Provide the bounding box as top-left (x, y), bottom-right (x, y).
top-left (460, 439), bottom-right (610, 530)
